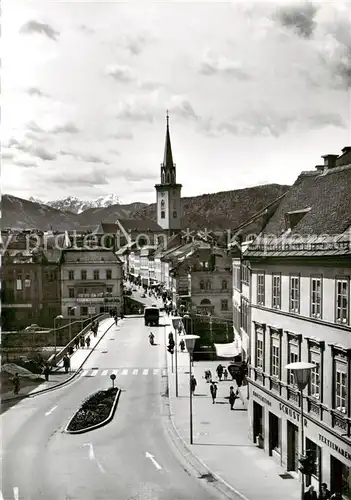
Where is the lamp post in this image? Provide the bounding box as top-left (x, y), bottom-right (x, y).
top-left (183, 334), bottom-right (200, 445)
top-left (68, 306), bottom-right (77, 342)
top-left (53, 314), bottom-right (64, 357)
top-left (285, 361), bottom-right (315, 500)
top-left (172, 316), bottom-right (184, 398)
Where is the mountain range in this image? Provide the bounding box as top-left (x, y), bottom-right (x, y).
top-left (2, 184), bottom-right (290, 232)
top-left (28, 194), bottom-right (121, 214)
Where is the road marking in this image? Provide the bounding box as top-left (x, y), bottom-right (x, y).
top-left (80, 370), bottom-right (88, 377)
top-left (13, 487), bottom-right (19, 500)
top-left (101, 370), bottom-right (108, 376)
top-left (45, 405), bottom-right (58, 416)
top-left (143, 369), bottom-right (149, 375)
top-left (132, 369), bottom-right (138, 375)
top-left (121, 369), bottom-right (128, 375)
top-left (111, 369), bottom-right (119, 376)
top-left (153, 369), bottom-right (160, 375)
top-left (145, 452), bottom-right (162, 470)
top-left (90, 369), bottom-right (99, 377)
top-left (83, 443), bottom-right (105, 473)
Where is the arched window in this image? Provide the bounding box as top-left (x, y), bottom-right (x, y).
top-left (222, 280), bottom-right (227, 290)
top-left (200, 280), bottom-right (205, 290)
top-left (161, 199), bottom-right (165, 208)
top-left (161, 211), bottom-right (165, 219)
top-left (200, 298), bottom-right (211, 305)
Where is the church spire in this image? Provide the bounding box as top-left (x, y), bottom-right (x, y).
top-left (161, 110), bottom-right (176, 183)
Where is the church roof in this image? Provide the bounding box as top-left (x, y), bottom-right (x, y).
top-left (163, 111), bottom-right (174, 169)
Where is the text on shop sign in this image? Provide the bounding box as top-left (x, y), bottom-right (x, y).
top-left (318, 434), bottom-right (351, 462)
top-left (253, 391), bottom-right (272, 406)
top-left (279, 403), bottom-right (307, 427)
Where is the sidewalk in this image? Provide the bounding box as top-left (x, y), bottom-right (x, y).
top-left (167, 336), bottom-right (301, 500)
top-left (2, 317), bottom-right (117, 404)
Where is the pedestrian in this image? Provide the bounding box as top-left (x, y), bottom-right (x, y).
top-left (318, 484), bottom-right (331, 499)
top-left (304, 486), bottom-right (317, 500)
top-left (12, 373), bottom-right (20, 394)
top-left (86, 336), bottom-right (91, 348)
top-left (210, 381), bottom-right (217, 404)
top-left (224, 368), bottom-right (228, 380)
top-left (229, 386), bottom-right (237, 410)
top-left (190, 375), bottom-right (197, 395)
top-left (179, 339), bottom-right (185, 352)
top-left (216, 364), bottom-right (224, 381)
top-left (75, 337), bottom-right (80, 349)
top-left (204, 369), bottom-right (211, 383)
top-left (63, 354), bottom-right (70, 374)
top-left (114, 314), bottom-right (118, 325)
top-left (43, 364), bottom-right (50, 381)
top-left (80, 335), bottom-right (85, 348)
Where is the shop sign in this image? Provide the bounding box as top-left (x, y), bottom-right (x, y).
top-left (253, 390), bottom-right (272, 407)
top-left (279, 403), bottom-right (307, 427)
top-left (318, 434), bottom-right (351, 462)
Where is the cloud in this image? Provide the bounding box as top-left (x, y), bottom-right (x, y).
top-left (109, 149), bottom-right (120, 155)
top-left (2, 150), bottom-right (15, 160)
top-left (4, 137), bottom-right (56, 160)
top-left (59, 150), bottom-right (109, 164)
top-left (109, 130), bottom-right (134, 140)
top-left (116, 168), bottom-right (157, 182)
top-left (13, 158), bottom-right (38, 168)
top-left (79, 25), bottom-right (95, 35)
top-left (169, 95), bottom-right (197, 120)
top-left (27, 121), bottom-right (45, 133)
top-left (49, 169), bottom-right (109, 186)
top-left (200, 50), bottom-right (250, 80)
top-left (115, 101), bottom-right (154, 123)
top-left (105, 64), bottom-right (136, 83)
top-left (26, 87), bottom-right (49, 97)
top-left (51, 122), bottom-right (80, 134)
top-left (273, 2), bottom-right (319, 39)
top-left (20, 20), bottom-right (60, 41)
top-left (122, 34), bottom-right (149, 55)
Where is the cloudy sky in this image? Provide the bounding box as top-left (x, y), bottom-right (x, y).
top-left (3, 0), bottom-right (351, 205)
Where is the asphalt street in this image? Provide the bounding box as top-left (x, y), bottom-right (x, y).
top-left (1, 315), bottom-right (226, 500)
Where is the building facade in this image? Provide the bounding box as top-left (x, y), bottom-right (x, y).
top-left (245, 148), bottom-right (351, 498)
top-left (60, 249), bottom-right (123, 318)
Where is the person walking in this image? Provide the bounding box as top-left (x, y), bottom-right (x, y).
top-left (216, 364), bottom-right (224, 381)
top-left (190, 375), bottom-right (197, 395)
top-left (179, 339), bottom-right (185, 352)
top-left (43, 364), bottom-right (50, 382)
top-left (229, 386), bottom-right (237, 410)
top-left (223, 368), bottom-right (228, 381)
top-left (86, 336), bottom-right (91, 348)
top-left (318, 484), bottom-right (331, 499)
top-left (63, 354), bottom-right (70, 374)
top-left (12, 373), bottom-right (20, 394)
top-left (210, 381), bottom-right (217, 404)
top-left (304, 486), bottom-right (317, 500)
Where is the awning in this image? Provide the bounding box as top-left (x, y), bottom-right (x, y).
top-left (214, 339), bottom-right (242, 358)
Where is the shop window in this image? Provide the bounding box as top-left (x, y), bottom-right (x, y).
top-left (257, 273), bottom-right (265, 305)
top-left (272, 274), bottom-right (281, 309)
top-left (289, 275), bottom-right (300, 313)
top-left (310, 276), bottom-right (322, 319)
top-left (305, 439), bottom-right (321, 483)
top-left (335, 278), bottom-right (349, 324)
top-left (68, 270), bottom-right (74, 280)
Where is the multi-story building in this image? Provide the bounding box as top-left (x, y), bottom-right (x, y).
top-left (245, 148), bottom-right (351, 497)
top-left (60, 248), bottom-right (123, 318)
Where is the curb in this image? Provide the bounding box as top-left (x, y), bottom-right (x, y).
top-left (64, 387), bottom-right (121, 434)
top-left (163, 324), bottom-right (249, 500)
top-left (1, 319), bottom-right (117, 404)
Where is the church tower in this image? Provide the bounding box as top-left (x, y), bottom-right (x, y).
top-left (155, 112), bottom-right (182, 232)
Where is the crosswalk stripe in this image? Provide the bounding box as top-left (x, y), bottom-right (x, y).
top-left (121, 369), bottom-right (128, 375)
top-left (101, 370), bottom-right (108, 376)
top-left (153, 369), bottom-right (159, 375)
top-left (143, 369), bottom-right (149, 375)
top-left (80, 370), bottom-right (88, 377)
top-left (132, 369), bottom-right (138, 375)
top-left (90, 369), bottom-right (98, 377)
top-left (111, 369), bottom-right (119, 376)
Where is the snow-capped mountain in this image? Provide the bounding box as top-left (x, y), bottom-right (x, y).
top-left (29, 194), bottom-right (120, 214)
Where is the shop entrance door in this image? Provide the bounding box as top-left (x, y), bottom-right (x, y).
top-left (287, 421), bottom-right (299, 472)
top-left (331, 455), bottom-right (350, 499)
top-left (269, 412), bottom-right (280, 456)
top-left (253, 401), bottom-right (263, 443)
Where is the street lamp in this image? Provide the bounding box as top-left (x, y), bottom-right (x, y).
top-left (68, 307), bottom-right (77, 342)
top-left (172, 316), bottom-right (183, 397)
top-left (183, 334), bottom-right (200, 445)
top-left (53, 314), bottom-right (64, 356)
top-left (285, 361), bottom-right (315, 500)
top-left (183, 314), bottom-right (192, 334)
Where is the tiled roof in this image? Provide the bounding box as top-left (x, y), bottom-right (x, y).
top-left (61, 249), bottom-right (121, 263)
top-left (102, 220), bottom-right (163, 233)
top-left (262, 163), bottom-right (351, 236)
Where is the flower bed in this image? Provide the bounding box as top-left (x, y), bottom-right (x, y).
top-left (67, 387), bottom-right (118, 432)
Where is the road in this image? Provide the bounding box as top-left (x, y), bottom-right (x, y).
top-left (1, 315), bottom-right (225, 500)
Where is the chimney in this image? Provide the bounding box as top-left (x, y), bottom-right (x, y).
top-left (322, 154), bottom-right (338, 169)
top-left (315, 165), bottom-right (325, 171)
top-left (341, 146), bottom-right (351, 154)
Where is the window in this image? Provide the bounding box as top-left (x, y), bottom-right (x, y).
top-left (161, 211), bottom-right (165, 219)
top-left (233, 300), bottom-right (240, 333)
top-left (333, 348), bottom-right (348, 414)
top-left (206, 280), bottom-right (212, 290)
top-left (173, 211), bottom-right (177, 218)
top-left (16, 278), bottom-right (22, 291)
top-left (241, 261), bottom-right (250, 286)
top-left (272, 274), bottom-right (281, 309)
top-left (68, 307), bottom-right (75, 316)
top-left (81, 270), bottom-right (87, 280)
top-left (68, 270), bottom-right (74, 280)
top-left (93, 270), bottom-right (100, 280)
top-left (257, 273), bottom-right (265, 305)
top-left (221, 280), bottom-right (227, 290)
top-left (289, 275), bottom-right (300, 313)
top-left (81, 306), bottom-right (88, 316)
top-left (305, 439), bottom-right (321, 481)
top-left (200, 280), bottom-right (205, 290)
top-left (255, 323), bottom-right (265, 370)
top-left (241, 297), bottom-right (249, 333)
top-left (287, 333), bottom-right (301, 386)
top-left (311, 276), bottom-right (322, 318)
top-left (106, 269), bottom-right (112, 280)
top-left (271, 343), bottom-right (280, 377)
top-left (106, 286), bottom-right (113, 294)
top-left (233, 261), bottom-right (241, 291)
top-left (335, 278), bottom-right (349, 324)
top-left (221, 299), bottom-right (228, 311)
top-left (310, 361), bottom-right (320, 399)
top-left (68, 288), bottom-right (74, 298)
top-left (161, 199), bottom-right (165, 207)
top-left (201, 261), bottom-right (209, 270)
